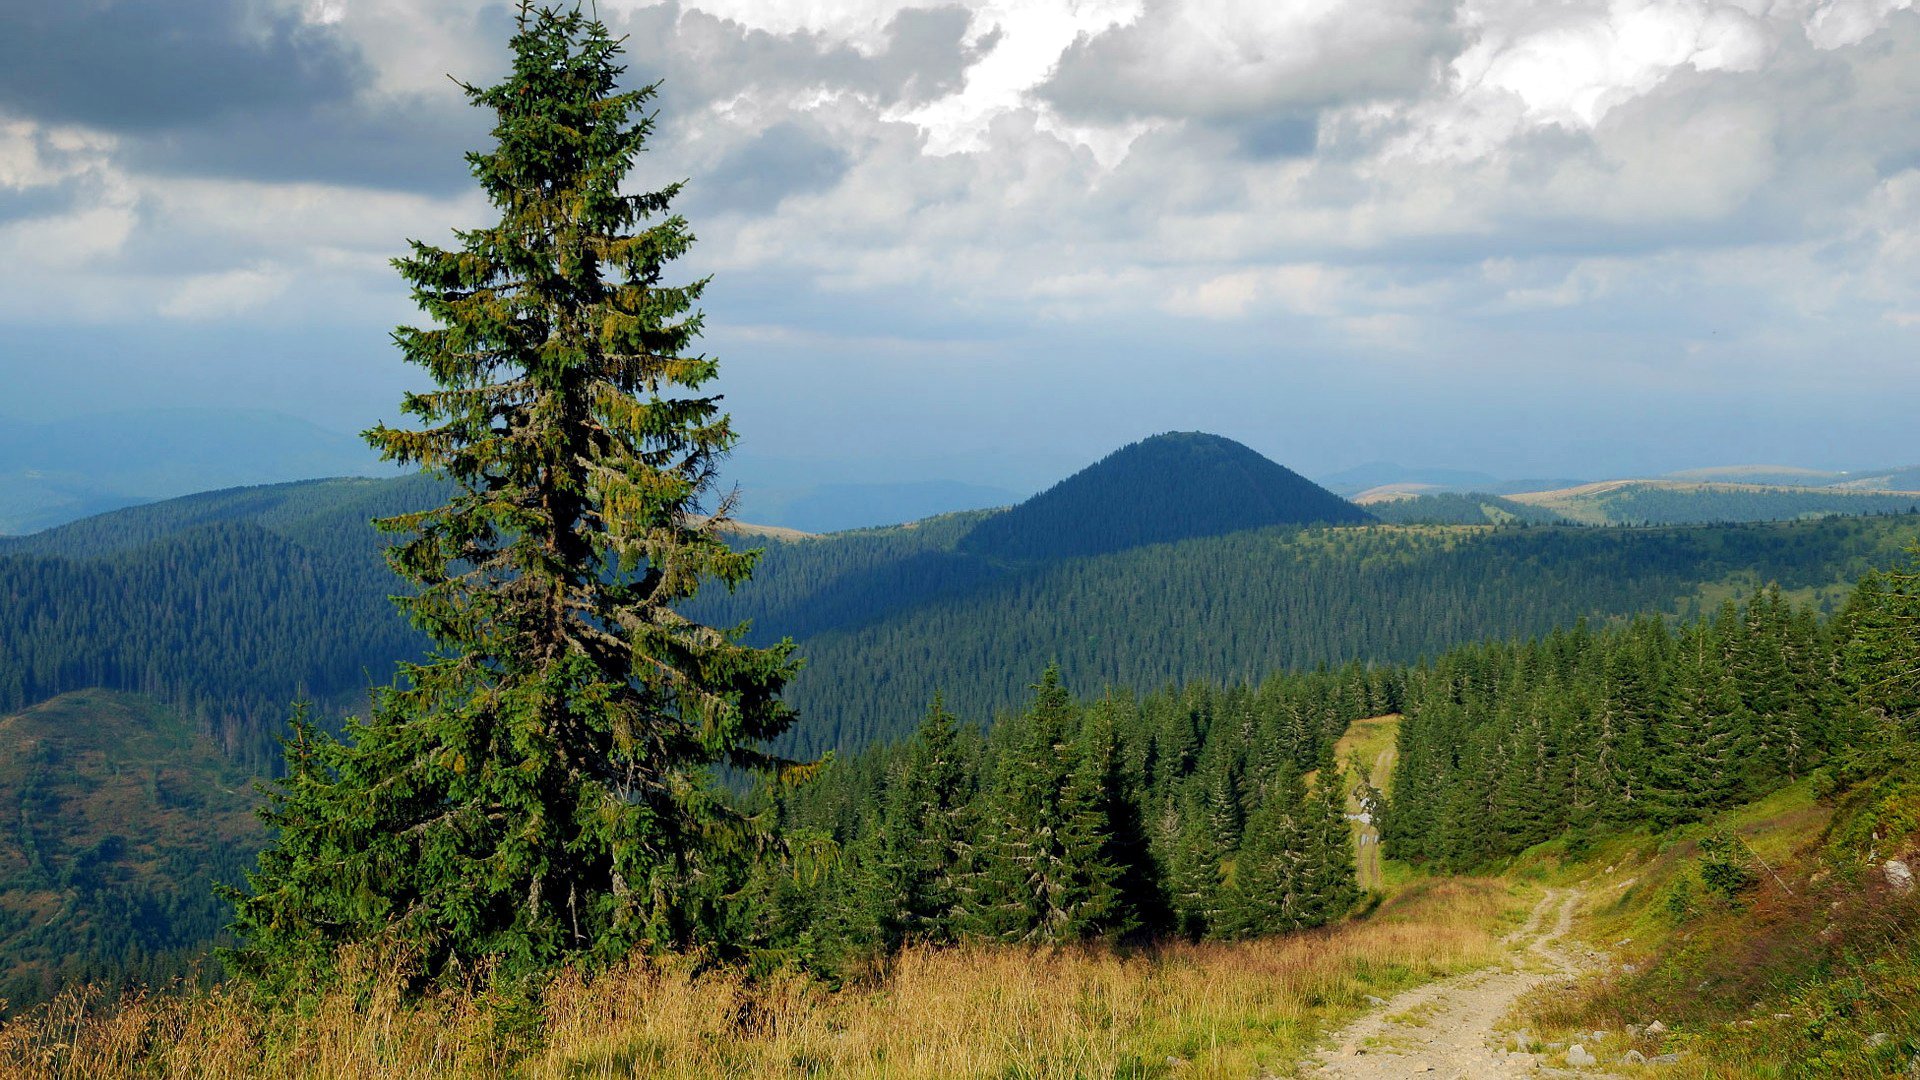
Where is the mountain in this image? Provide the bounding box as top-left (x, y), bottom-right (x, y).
top-left (960, 432), bottom-right (1373, 561)
top-left (0, 408), bottom-right (395, 535)
top-left (0, 690), bottom-right (260, 1010)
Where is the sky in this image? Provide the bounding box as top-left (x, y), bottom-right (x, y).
top-left (1, 0), bottom-right (1917, 492)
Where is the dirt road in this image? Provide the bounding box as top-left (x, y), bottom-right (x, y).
top-left (1305, 888), bottom-right (1586, 1079)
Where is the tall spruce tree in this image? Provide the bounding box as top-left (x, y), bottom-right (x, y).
top-left (227, 5), bottom-right (798, 984)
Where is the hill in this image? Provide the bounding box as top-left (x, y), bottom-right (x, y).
top-left (1359, 491), bottom-right (1567, 526)
top-left (1504, 479), bottom-right (1920, 525)
top-left (958, 432), bottom-right (1373, 561)
top-left (709, 514), bottom-right (1920, 755)
top-left (5, 461), bottom-right (1920, 769)
top-left (0, 409), bottom-right (395, 536)
top-left (0, 691), bottom-right (259, 1011)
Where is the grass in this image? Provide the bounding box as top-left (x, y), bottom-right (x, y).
top-left (0, 877), bottom-right (1521, 1079)
top-left (1330, 714), bottom-right (1399, 892)
top-left (1509, 774), bottom-right (1920, 1079)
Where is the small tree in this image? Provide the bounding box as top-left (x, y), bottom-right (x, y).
top-left (228, 4), bottom-right (798, 986)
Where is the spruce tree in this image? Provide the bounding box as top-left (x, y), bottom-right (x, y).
top-left (955, 668), bottom-right (1120, 943)
top-left (857, 696), bottom-right (975, 948)
top-left (228, 5), bottom-right (798, 985)
top-left (1218, 764), bottom-right (1307, 937)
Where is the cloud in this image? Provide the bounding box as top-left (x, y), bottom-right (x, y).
top-left (0, 0), bottom-right (363, 131)
top-left (0, 0), bottom-right (1917, 481)
top-left (1043, 0), bottom-right (1459, 126)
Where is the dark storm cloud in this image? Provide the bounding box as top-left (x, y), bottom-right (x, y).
top-left (692, 121), bottom-right (851, 213)
top-left (0, 0), bottom-right (364, 129)
top-left (0, 1), bottom-right (975, 197)
top-left (125, 94), bottom-right (490, 194)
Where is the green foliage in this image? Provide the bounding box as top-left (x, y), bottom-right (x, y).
top-left (959, 431), bottom-right (1373, 561)
top-left (702, 515), bottom-right (1919, 759)
top-left (226, 6), bottom-right (797, 989)
top-left (1386, 541), bottom-right (1920, 872)
top-left (1696, 832), bottom-right (1762, 901)
top-left (1365, 492), bottom-right (1565, 526)
top-left (0, 691), bottom-right (259, 1013)
top-left (740, 663), bottom-right (1386, 966)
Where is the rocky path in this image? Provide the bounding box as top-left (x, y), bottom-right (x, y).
top-left (1304, 888), bottom-right (1588, 1079)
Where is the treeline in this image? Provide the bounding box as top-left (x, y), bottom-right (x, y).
top-left (1365, 492), bottom-right (1565, 526)
top-left (1549, 486), bottom-right (1920, 526)
top-left (732, 663), bottom-right (1399, 970)
top-left (0, 479), bottom-right (439, 769)
top-left (1384, 567), bottom-right (1920, 868)
top-left (739, 517), bottom-right (1918, 757)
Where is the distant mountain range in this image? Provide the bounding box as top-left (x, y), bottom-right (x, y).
top-left (0, 409), bottom-right (1022, 537)
top-left (8, 430), bottom-right (1920, 1004)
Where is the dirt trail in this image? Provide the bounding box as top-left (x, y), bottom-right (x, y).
top-left (1305, 889), bottom-right (1587, 1079)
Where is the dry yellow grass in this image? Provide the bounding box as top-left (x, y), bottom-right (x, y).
top-left (0, 878), bottom-right (1516, 1079)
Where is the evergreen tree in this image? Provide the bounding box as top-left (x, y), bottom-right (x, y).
top-left (1297, 744), bottom-right (1361, 924)
top-left (955, 668), bottom-right (1119, 943)
top-left (1218, 764), bottom-right (1307, 937)
top-left (857, 696), bottom-right (974, 948)
top-left (227, 6), bottom-right (798, 985)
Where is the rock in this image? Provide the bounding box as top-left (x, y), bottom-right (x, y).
top-left (1652, 1054), bottom-right (1681, 1064)
top-left (1886, 859), bottom-right (1915, 893)
top-left (1513, 1030), bottom-right (1537, 1051)
top-left (1623, 1050), bottom-right (1648, 1065)
top-left (1590, 1030), bottom-right (1610, 1041)
top-left (1645, 1020), bottom-right (1668, 1036)
top-left (1365, 994), bottom-right (1389, 1005)
top-left (1567, 1044), bottom-right (1598, 1067)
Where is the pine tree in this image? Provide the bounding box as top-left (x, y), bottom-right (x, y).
top-left (955, 668), bottom-right (1119, 943)
top-left (227, 5), bottom-right (798, 985)
top-left (1218, 763), bottom-right (1307, 937)
top-left (1297, 743), bottom-right (1360, 924)
top-left (857, 696), bottom-right (974, 948)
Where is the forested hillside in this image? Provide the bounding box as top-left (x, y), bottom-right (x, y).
top-left (718, 515), bottom-right (1918, 755)
top-left (4, 464), bottom-right (1919, 768)
top-left (958, 431), bottom-right (1373, 561)
top-left (1362, 492), bottom-right (1566, 525)
top-left (0, 691), bottom-right (258, 1011)
top-left (0, 479), bottom-right (441, 768)
top-left (746, 664), bottom-right (1394, 968)
top-left (1507, 481), bottom-right (1920, 525)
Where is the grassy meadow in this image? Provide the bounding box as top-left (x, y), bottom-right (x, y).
top-left (1507, 775), bottom-right (1920, 1078)
top-left (0, 876), bottom-right (1518, 1080)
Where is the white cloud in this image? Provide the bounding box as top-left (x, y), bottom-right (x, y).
top-left (158, 264), bottom-right (293, 320)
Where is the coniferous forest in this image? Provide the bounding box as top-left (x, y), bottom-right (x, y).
top-left (4, 5), bottom-right (1920, 1077)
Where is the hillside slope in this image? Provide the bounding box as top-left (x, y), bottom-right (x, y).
top-left (959, 431), bottom-right (1373, 561)
top-left (1505, 479), bottom-right (1920, 525)
top-left (0, 691), bottom-right (260, 1011)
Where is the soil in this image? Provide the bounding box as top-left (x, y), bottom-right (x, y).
top-left (1303, 888), bottom-right (1597, 1079)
